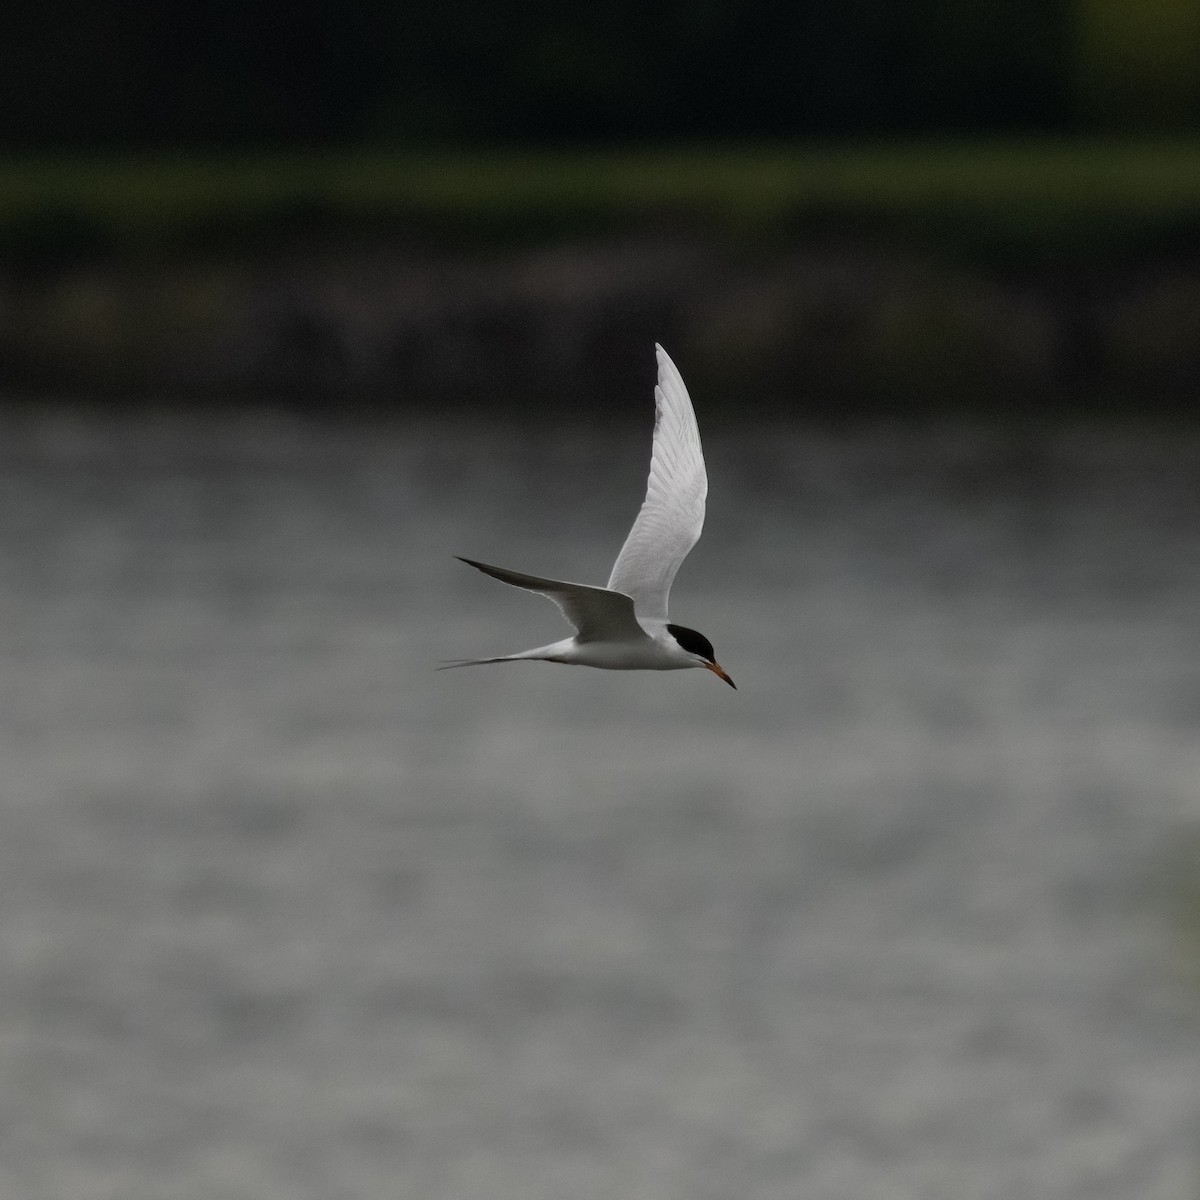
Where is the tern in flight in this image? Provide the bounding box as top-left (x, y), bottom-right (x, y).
top-left (444, 344), bottom-right (734, 688)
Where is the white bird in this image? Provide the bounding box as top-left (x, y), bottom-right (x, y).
top-left (443, 344), bottom-right (735, 688)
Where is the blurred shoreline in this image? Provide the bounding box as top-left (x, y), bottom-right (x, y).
top-left (3, 231), bottom-right (1200, 415)
top-left (2, 142), bottom-right (1199, 413)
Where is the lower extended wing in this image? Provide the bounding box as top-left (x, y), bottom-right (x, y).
top-left (456, 558), bottom-right (649, 643)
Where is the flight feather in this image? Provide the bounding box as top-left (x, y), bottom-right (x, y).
top-left (455, 558), bottom-right (647, 643)
top-left (605, 344), bottom-right (707, 621)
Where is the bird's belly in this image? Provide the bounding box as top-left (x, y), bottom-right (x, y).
top-left (565, 639), bottom-right (687, 671)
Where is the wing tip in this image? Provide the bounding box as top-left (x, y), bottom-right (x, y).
top-left (653, 344), bottom-right (686, 395)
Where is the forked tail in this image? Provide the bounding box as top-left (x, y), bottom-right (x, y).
top-left (436, 656), bottom-right (529, 671)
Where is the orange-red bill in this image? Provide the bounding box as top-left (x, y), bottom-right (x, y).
top-left (707, 662), bottom-right (736, 689)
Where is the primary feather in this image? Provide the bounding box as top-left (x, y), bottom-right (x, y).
top-left (606, 344), bottom-right (707, 622)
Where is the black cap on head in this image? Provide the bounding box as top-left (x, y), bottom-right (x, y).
top-left (666, 623), bottom-right (716, 663)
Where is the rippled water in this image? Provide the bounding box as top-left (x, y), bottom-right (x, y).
top-left (1, 409), bottom-right (1198, 1199)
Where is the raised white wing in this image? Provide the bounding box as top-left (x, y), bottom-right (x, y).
top-left (456, 558), bottom-right (650, 643)
top-left (606, 344), bottom-right (707, 622)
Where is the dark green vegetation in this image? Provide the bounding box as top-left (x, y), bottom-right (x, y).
top-left (4, 140), bottom-right (1200, 263)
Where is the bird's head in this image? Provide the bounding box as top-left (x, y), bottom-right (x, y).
top-left (667, 624), bottom-right (736, 688)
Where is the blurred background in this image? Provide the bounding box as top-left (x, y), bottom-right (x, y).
top-left (4, 3), bottom-right (1200, 1198)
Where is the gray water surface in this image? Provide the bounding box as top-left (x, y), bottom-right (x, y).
top-left (1, 411), bottom-right (1198, 1199)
